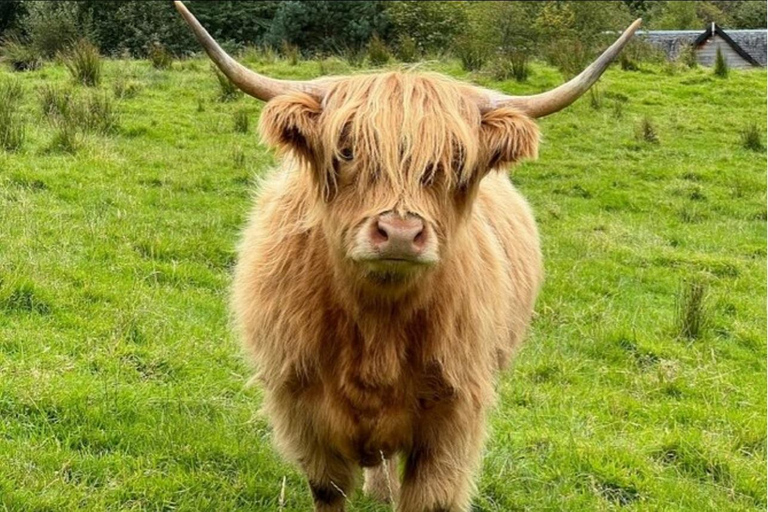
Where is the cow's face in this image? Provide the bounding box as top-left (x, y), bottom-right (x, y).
top-left (260, 73), bottom-right (538, 292)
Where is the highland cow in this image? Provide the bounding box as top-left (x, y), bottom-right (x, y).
top-left (175, 3), bottom-right (640, 510)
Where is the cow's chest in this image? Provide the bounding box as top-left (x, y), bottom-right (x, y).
top-left (313, 321), bottom-right (455, 465)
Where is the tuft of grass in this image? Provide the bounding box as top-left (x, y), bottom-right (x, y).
top-left (233, 108), bottom-right (249, 134)
top-left (280, 41), bottom-right (300, 66)
top-left (739, 122), bottom-right (764, 152)
top-left (367, 34), bottom-right (390, 67)
top-left (395, 35), bottom-right (418, 63)
top-left (113, 75), bottom-right (142, 100)
top-left (636, 116), bottom-right (660, 144)
top-left (46, 119), bottom-right (81, 154)
top-left (589, 84), bottom-right (603, 110)
top-left (39, 85), bottom-right (119, 135)
top-left (232, 145), bottom-right (246, 168)
top-left (212, 65), bottom-right (240, 102)
top-left (1, 37), bottom-right (42, 72)
top-left (0, 78), bottom-right (26, 151)
top-left (611, 100), bottom-right (624, 119)
top-left (63, 39), bottom-right (102, 87)
top-left (676, 277), bottom-right (708, 340)
top-left (713, 46), bottom-right (728, 78)
top-left (147, 42), bottom-right (173, 70)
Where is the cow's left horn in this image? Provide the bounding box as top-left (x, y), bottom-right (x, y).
top-left (480, 19), bottom-right (642, 118)
top-left (174, 1), bottom-right (333, 101)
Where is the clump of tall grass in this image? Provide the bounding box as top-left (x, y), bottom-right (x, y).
top-left (39, 85), bottom-right (119, 135)
top-left (739, 123), bottom-right (764, 152)
top-left (280, 41), bottom-right (300, 66)
top-left (47, 119), bottom-right (80, 154)
top-left (113, 74), bottom-right (143, 100)
top-left (676, 277), bottom-right (709, 340)
top-left (489, 52), bottom-right (529, 82)
top-left (233, 108), bottom-right (249, 133)
top-left (395, 35), bottom-right (418, 63)
top-left (367, 34), bottom-right (390, 67)
top-left (0, 37), bottom-right (42, 72)
top-left (0, 79), bottom-right (26, 151)
top-left (147, 41), bottom-right (173, 70)
top-left (636, 116), bottom-right (660, 144)
top-left (589, 84), bottom-right (603, 110)
top-left (713, 47), bottom-right (728, 78)
top-left (63, 39), bottom-right (102, 87)
top-left (212, 65), bottom-right (240, 102)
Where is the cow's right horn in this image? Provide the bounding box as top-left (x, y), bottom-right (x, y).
top-left (174, 1), bottom-right (333, 102)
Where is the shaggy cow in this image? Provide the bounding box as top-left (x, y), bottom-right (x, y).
top-left (175, 3), bottom-right (640, 511)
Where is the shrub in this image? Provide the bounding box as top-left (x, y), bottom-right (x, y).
top-left (676, 277), bottom-right (708, 340)
top-left (367, 34), bottom-right (390, 67)
top-left (713, 46), bottom-right (728, 78)
top-left (1, 37), bottom-right (42, 72)
top-left (233, 109), bottom-right (249, 134)
top-left (395, 35), bottom-right (418, 63)
top-left (147, 42), bottom-right (173, 70)
top-left (454, 34), bottom-right (491, 72)
top-left (24, 1), bottom-right (81, 58)
top-left (63, 39), bottom-right (102, 87)
top-left (739, 123), bottom-right (765, 152)
top-left (636, 116), bottom-right (659, 144)
top-left (213, 66), bottom-right (240, 102)
top-left (678, 45), bottom-right (698, 69)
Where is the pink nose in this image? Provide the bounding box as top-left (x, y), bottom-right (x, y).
top-left (371, 212), bottom-right (426, 260)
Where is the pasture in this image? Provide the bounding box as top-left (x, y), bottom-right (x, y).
top-left (0, 55), bottom-right (765, 511)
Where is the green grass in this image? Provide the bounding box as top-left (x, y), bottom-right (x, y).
top-left (0, 57), bottom-right (765, 511)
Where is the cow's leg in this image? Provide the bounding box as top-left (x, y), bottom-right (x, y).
top-left (363, 454), bottom-right (400, 503)
top-left (301, 449), bottom-right (357, 512)
top-left (397, 403), bottom-right (485, 512)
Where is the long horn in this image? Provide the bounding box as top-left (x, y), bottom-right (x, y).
top-left (173, 1), bottom-right (331, 101)
top-left (481, 19), bottom-right (642, 118)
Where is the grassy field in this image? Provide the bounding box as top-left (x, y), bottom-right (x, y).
top-left (0, 53), bottom-right (765, 511)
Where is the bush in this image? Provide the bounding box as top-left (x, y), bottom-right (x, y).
top-left (213, 65), bottom-right (240, 102)
top-left (636, 116), bottom-right (659, 144)
top-left (63, 39), bottom-right (102, 87)
top-left (0, 78), bottom-right (25, 152)
top-left (677, 45), bottom-right (698, 69)
top-left (713, 46), bottom-right (728, 78)
top-left (1, 37), bottom-right (42, 72)
top-left (24, 1), bottom-right (81, 58)
top-left (739, 123), bottom-right (765, 152)
top-left (233, 109), bottom-right (249, 134)
top-left (395, 35), bottom-right (418, 63)
top-left (147, 41), bottom-right (173, 70)
top-left (454, 34), bottom-right (492, 72)
top-left (367, 34), bottom-right (390, 67)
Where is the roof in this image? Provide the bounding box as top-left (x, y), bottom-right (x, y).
top-left (636, 26), bottom-right (766, 66)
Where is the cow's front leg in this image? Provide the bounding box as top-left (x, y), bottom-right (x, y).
top-left (397, 402), bottom-right (485, 512)
top-left (301, 449), bottom-right (357, 512)
top-left (363, 454), bottom-right (400, 503)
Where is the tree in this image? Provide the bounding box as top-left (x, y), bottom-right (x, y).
top-left (384, 2), bottom-right (468, 55)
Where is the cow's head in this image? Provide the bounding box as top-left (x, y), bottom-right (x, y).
top-left (175, 1), bottom-right (640, 293)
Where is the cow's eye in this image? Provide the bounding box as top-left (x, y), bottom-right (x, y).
top-left (339, 147), bottom-right (354, 161)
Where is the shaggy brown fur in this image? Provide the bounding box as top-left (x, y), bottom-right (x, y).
top-left (232, 71), bottom-right (542, 511)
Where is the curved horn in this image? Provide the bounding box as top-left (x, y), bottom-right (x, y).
top-left (173, 1), bottom-right (331, 101)
top-left (481, 19), bottom-right (642, 118)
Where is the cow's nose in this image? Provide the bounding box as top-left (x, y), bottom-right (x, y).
top-left (371, 212), bottom-right (426, 260)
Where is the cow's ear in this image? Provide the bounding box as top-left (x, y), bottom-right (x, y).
top-left (259, 93), bottom-right (322, 162)
top-left (479, 107), bottom-right (539, 170)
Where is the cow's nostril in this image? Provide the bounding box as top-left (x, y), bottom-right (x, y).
top-left (377, 225), bottom-right (389, 241)
top-left (413, 227), bottom-right (425, 247)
